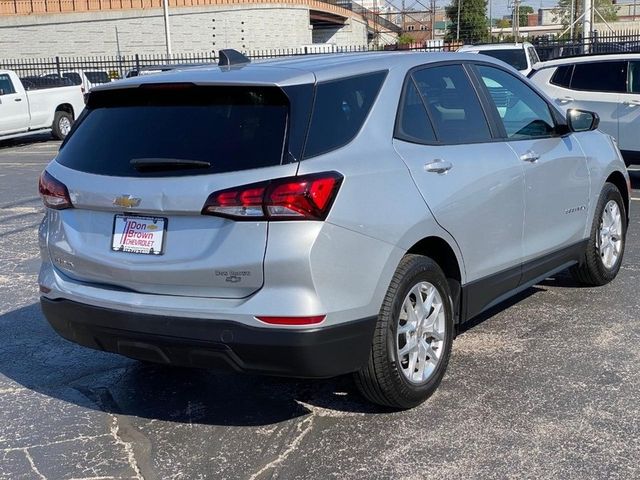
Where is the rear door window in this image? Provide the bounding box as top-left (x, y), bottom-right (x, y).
top-left (57, 85), bottom-right (291, 177)
top-left (394, 80), bottom-right (437, 144)
top-left (0, 74), bottom-right (15, 95)
top-left (303, 71), bottom-right (387, 158)
top-left (411, 64), bottom-right (492, 144)
top-left (570, 61), bottom-right (627, 93)
top-left (550, 65), bottom-right (574, 88)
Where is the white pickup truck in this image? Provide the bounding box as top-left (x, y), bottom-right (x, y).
top-left (0, 70), bottom-right (85, 141)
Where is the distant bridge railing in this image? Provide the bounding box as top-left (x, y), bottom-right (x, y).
top-left (0, 0), bottom-right (401, 33)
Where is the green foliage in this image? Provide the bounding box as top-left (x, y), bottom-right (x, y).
top-left (496, 18), bottom-right (511, 28)
top-left (519, 5), bottom-right (534, 27)
top-left (553, 0), bottom-right (618, 30)
top-left (398, 33), bottom-right (414, 45)
top-left (445, 0), bottom-right (489, 43)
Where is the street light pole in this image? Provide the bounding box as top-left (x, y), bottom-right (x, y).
top-left (162, 0), bottom-right (172, 57)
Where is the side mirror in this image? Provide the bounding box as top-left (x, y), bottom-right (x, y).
top-left (567, 109), bottom-right (600, 132)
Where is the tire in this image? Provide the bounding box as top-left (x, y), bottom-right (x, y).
top-left (355, 254), bottom-right (454, 409)
top-left (571, 182), bottom-right (627, 286)
top-left (52, 110), bottom-right (73, 140)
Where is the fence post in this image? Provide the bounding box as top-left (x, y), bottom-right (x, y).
top-left (55, 56), bottom-right (61, 76)
top-left (135, 54), bottom-right (140, 73)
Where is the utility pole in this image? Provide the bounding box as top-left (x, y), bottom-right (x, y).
top-left (583, 0), bottom-right (592, 51)
top-left (488, 0), bottom-right (492, 41)
top-left (162, 0), bottom-right (172, 57)
top-left (512, 0), bottom-right (520, 40)
top-left (569, 0), bottom-right (574, 39)
top-left (402, 0), bottom-right (406, 32)
top-left (431, 0), bottom-right (436, 40)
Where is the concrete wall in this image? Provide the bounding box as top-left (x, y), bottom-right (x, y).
top-left (311, 17), bottom-right (367, 45)
top-left (0, 5), bottom-right (369, 59)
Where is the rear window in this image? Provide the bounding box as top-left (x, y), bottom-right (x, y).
top-left (62, 72), bottom-right (83, 85)
top-left (303, 71), bottom-right (387, 158)
top-left (57, 85), bottom-right (290, 177)
top-left (477, 49), bottom-right (528, 71)
top-left (85, 71), bottom-right (111, 84)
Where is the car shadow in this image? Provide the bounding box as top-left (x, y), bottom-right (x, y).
top-left (0, 303), bottom-right (391, 428)
top-left (0, 278), bottom-right (569, 426)
top-left (0, 133), bottom-right (56, 149)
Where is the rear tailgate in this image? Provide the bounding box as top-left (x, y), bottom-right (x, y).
top-left (43, 83), bottom-right (303, 299)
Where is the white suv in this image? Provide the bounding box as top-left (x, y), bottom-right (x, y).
top-left (529, 54), bottom-right (640, 165)
top-left (457, 42), bottom-right (540, 76)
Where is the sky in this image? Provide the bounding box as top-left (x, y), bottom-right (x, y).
top-left (391, 0), bottom-right (560, 18)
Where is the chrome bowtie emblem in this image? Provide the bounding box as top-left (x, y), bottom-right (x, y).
top-left (113, 195), bottom-right (141, 208)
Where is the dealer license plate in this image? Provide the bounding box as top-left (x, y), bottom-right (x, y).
top-left (111, 215), bottom-right (166, 255)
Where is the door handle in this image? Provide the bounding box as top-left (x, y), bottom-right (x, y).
top-left (520, 150), bottom-right (540, 163)
top-left (557, 96), bottom-right (574, 104)
top-left (623, 99), bottom-right (640, 107)
top-left (14, 98), bottom-right (22, 102)
top-left (424, 159), bottom-right (453, 174)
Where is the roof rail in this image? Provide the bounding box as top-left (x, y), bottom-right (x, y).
top-left (218, 49), bottom-right (251, 67)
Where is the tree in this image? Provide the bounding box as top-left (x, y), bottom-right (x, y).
top-left (445, 0), bottom-right (489, 43)
top-left (496, 18), bottom-right (511, 28)
top-left (519, 5), bottom-right (534, 27)
top-left (553, 0), bottom-right (618, 33)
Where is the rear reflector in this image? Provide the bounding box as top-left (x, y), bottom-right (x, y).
top-left (39, 171), bottom-right (73, 210)
top-left (201, 172), bottom-right (343, 221)
top-left (256, 315), bottom-right (326, 326)
top-left (39, 285), bottom-right (51, 294)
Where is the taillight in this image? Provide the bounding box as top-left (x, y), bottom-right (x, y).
top-left (39, 171), bottom-right (73, 210)
top-left (202, 172), bottom-right (343, 221)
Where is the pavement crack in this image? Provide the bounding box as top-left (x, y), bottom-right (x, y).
top-left (247, 415), bottom-right (315, 480)
top-left (23, 449), bottom-right (47, 480)
top-left (1, 434), bottom-right (111, 452)
top-left (109, 415), bottom-right (144, 480)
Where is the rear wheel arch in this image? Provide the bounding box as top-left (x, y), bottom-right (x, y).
top-left (55, 103), bottom-right (75, 118)
top-left (406, 236), bottom-right (463, 323)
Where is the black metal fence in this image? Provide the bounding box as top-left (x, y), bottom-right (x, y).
top-left (1, 30), bottom-right (639, 81)
top-left (0, 44), bottom-right (451, 80)
top-left (532, 30), bottom-right (640, 62)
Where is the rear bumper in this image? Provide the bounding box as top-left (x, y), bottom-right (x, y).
top-left (41, 297), bottom-right (377, 378)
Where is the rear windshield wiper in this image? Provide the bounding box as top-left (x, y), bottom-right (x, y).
top-left (130, 158), bottom-right (211, 171)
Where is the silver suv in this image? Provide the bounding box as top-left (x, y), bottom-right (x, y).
top-left (39, 52), bottom-right (630, 409)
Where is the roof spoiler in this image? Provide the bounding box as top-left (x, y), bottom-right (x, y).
top-left (218, 49), bottom-right (251, 67)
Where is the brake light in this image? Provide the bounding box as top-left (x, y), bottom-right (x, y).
top-left (256, 315), bottom-right (326, 326)
top-left (202, 172), bottom-right (343, 221)
top-left (38, 171), bottom-right (73, 210)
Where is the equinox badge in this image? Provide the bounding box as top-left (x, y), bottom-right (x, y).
top-left (113, 195), bottom-right (141, 208)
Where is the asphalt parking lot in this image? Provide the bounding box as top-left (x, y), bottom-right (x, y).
top-left (0, 137), bottom-right (639, 480)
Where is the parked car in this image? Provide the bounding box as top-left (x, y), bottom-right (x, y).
top-left (529, 53), bottom-right (640, 165)
top-left (457, 42), bottom-right (540, 76)
top-left (38, 51), bottom-right (629, 409)
top-left (0, 69), bottom-right (85, 141)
